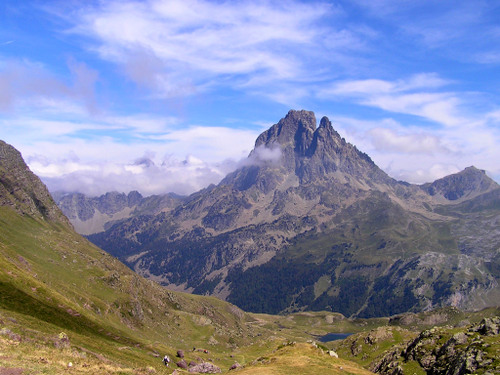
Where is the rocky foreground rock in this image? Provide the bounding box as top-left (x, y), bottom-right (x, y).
top-left (371, 317), bottom-right (500, 374)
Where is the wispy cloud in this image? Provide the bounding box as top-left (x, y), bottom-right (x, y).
top-left (48, 0), bottom-right (366, 104)
top-left (322, 73), bottom-right (465, 127)
top-left (368, 127), bottom-right (445, 154)
top-left (331, 113), bottom-right (500, 184)
top-left (329, 73), bottom-right (450, 95)
top-left (352, 0), bottom-right (500, 64)
top-left (66, 1), bottom-right (324, 89)
top-left (8, 114), bottom-right (261, 195)
top-left (0, 58), bottom-right (98, 113)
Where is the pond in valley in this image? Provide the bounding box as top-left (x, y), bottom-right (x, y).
top-left (318, 333), bottom-right (352, 342)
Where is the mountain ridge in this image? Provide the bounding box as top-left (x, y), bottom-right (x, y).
top-left (78, 110), bottom-right (500, 317)
top-left (54, 190), bottom-right (185, 235)
top-left (0, 138), bottom-right (310, 373)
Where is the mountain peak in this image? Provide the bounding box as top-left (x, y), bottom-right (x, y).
top-left (318, 116), bottom-right (331, 129)
top-left (255, 109), bottom-right (316, 150)
top-left (83, 111), bottom-right (500, 318)
top-left (422, 166), bottom-right (498, 201)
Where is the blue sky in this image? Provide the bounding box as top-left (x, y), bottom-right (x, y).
top-left (1, 0), bottom-right (499, 196)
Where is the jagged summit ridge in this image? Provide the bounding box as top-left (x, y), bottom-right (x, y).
top-left (240, 109), bottom-right (391, 188)
top-left (253, 110), bottom-right (346, 159)
top-left (255, 110), bottom-right (316, 156)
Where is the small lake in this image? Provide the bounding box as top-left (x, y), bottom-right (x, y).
top-left (318, 333), bottom-right (352, 342)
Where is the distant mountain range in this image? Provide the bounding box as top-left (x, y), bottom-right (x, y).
top-left (56, 110), bottom-right (500, 318)
top-left (53, 190), bottom-right (185, 235)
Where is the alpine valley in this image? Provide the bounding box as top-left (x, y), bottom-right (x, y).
top-left (58, 110), bottom-right (500, 318)
top-left (0, 137), bottom-right (379, 374)
top-left (1, 116), bottom-right (500, 374)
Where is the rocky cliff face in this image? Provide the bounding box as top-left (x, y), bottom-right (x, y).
top-left (85, 110), bottom-right (500, 317)
top-left (0, 140), bottom-right (70, 226)
top-left (251, 111), bottom-right (389, 185)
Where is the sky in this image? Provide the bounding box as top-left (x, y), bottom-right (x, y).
top-left (1, 0), bottom-right (500, 197)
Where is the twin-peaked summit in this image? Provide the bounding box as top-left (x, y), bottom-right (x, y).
top-left (252, 110), bottom-right (380, 178)
top-left (225, 110), bottom-right (393, 196)
top-left (254, 109), bottom-right (350, 160)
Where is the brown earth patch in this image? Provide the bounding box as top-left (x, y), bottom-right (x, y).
top-left (0, 368), bottom-right (25, 375)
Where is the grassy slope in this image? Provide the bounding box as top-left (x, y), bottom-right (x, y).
top-left (1, 203), bottom-right (497, 374)
top-left (234, 342), bottom-right (373, 375)
top-left (0, 205), bottom-right (376, 374)
top-left (0, 204), bottom-right (249, 373)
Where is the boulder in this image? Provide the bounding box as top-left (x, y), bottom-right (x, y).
top-left (188, 362), bottom-right (222, 373)
top-left (229, 362), bottom-right (241, 370)
top-left (176, 360), bottom-right (188, 369)
top-left (328, 350), bottom-right (338, 358)
top-left (472, 317), bottom-right (500, 336)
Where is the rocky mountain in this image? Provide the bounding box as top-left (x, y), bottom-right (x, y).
top-left (53, 190), bottom-right (185, 235)
top-left (0, 138), bottom-right (394, 374)
top-left (0, 140), bottom-right (70, 225)
top-left (86, 110), bottom-right (500, 318)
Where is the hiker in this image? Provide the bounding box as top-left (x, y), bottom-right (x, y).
top-left (163, 355), bottom-right (170, 366)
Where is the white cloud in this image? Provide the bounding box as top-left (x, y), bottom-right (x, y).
top-left (324, 74), bottom-right (464, 127)
top-left (369, 127), bottom-right (445, 154)
top-left (366, 93), bottom-right (463, 127)
top-left (156, 126), bottom-right (259, 162)
top-left (73, 2), bottom-right (323, 74)
top-left (331, 79), bottom-right (395, 95)
top-left (395, 164), bottom-right (462, 185)
top-left (28, 150), bottom-right (235, 196)
top-left (332, 114), bottom-right (500, 184)
top-left (329, 73), bottom-right (449, 96)
top-left (401, 73), bottom-right (450, 91)
top-left (245, 144), bottom-right (282, 167)
top-left (52, 0), bottom-right (360, 101)
top-left (6, 114), bottom-right (261, 196)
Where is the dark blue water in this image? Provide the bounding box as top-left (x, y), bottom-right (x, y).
top-left (318, 333), bottom-right (352, 342)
